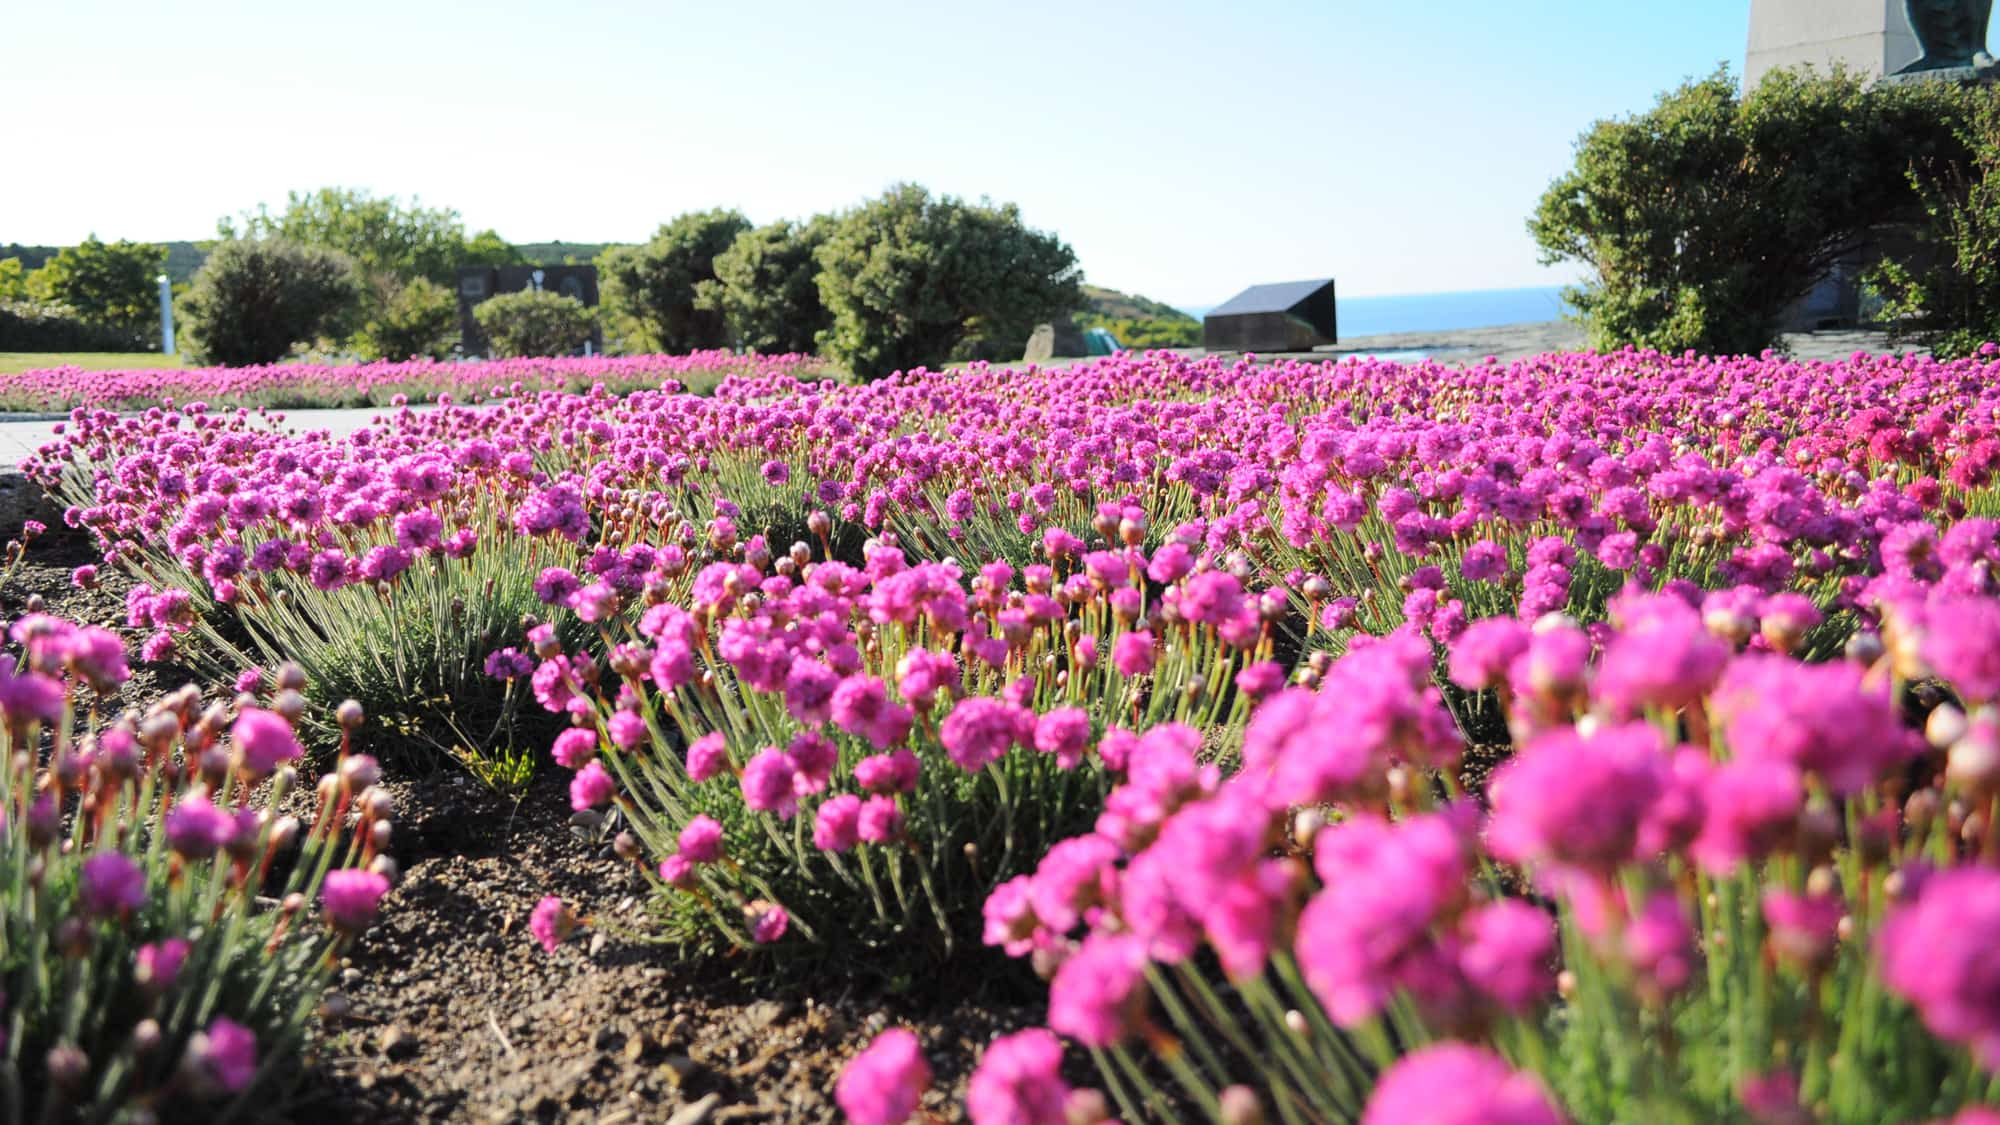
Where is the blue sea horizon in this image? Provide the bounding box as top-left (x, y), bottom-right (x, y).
top-left (1177, 285), bottom-right (1570, 338)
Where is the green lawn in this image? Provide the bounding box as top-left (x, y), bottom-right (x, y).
top-left (0, 352), bottom-right (187, 375)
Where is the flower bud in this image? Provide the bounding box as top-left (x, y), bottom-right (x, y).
top-left (1218, 1086), bottom-right (1265, 1125)
top-left (1927, 703), bottom-right (1970, 751)
top-left (370, 853), bottom-right (398, 882)
top-left (57, 916), bottom-right (94, 959)
top-left (1066, 1089), bottom-right (1112, 1125)
top-left (269, 816), bottom-right (301, 853)
top-left (806, 510), bottom-right (831, 539)
top-left (132, 1019), bottom-right (162, 1055)
top-left (275, 662), bottom-right (307, 692)
top-left (339, 755), bottom-right (381, 793)
top-left (614, 832), bottom-right (643, 863)
top-left (1949, 714), bottom-right (2000, 794)
top-left (335, 699), bottom-right (365, 729)
top-left (1284, 1009), bottom-right (1310, 1037)
top-left (273, 690), bottom-right (307, 724)
top-left (364, 789), bottom-right (394, 822)
top-left (45, 1044), bottom-right (89, 1091)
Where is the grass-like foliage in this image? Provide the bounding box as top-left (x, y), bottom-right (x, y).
top-left (1, 618), bottom-right (394, 1121)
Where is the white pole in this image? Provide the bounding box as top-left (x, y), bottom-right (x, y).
top-left (157, 274), bottom-right (176, 355)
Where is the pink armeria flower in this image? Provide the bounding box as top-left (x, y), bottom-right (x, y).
top-left (1690, 758), bottom-right (1802, 873)
top-left (1032, 707), bottom-right (1092, 770)
top-left (814, 794), bottom-right (863, 852)
top-left (1761, 889), bottom-right (1842, 969)
top-left (940, 697), bottom-right (1033, 772)
top-left (1047, 932), bottom-right (1148, 1048)
top-left (551, 727), bottom-right (598, 769)
top-left (1711, 655), bottom-right (1918, 794)
top-left (1486, 723), bottom-right (1668, 874)
top-left (569, 760), bottom-right (615, 811)
top-left (685, 731), bottom-right (729, 781)
top-left (197, 1017), bottom-right (259, 1093)
top-left (858, 795), bottom-right (905, 843)
top-left (1110, 630), bottom-right (1155, 677)
top-left (78, 852), bottom-right (146, 918)
top-left (1594, 593), bottom-right (1729, 715)
top-left (967, 1028), bottom-right (1070, 1125)
top-left (322, 868), bottom-right (391, 932)
top-left (1926, 594), bottom-right (2000, 702)
top-left (607, 710), bottom-right (648, 751)
top-left (1623, 891), bottom-right (1698, 1000)
top-left (231, 707), bottom-right (303, 775)
top-left (529, 895), bottom-right (575, 952)
top-left (835, 1028), bottom-right (932, 1125)
top-left (135, 937), bottom-right (190, 993)
top-left (1878, 865), bottom-right (2000, 1067)
top-left (165, 791), bottom-right (238, 859)
top-left (747, 901), bottom-right (789, 943)
top-left (677, 815), bottom-right (725, 864)
top-left (741, 748), bottom-right (800, 818)
top-left (1458, 900), bottom-right (1556, 1012)
top-left (1360, 1043), bottom-right (1566, 1125)
top-left (855, 749), bottom-right (920, 794)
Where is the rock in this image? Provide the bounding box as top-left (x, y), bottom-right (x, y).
top-left (1023, 320), bottom-right (1088, 362)
top-left (742, 999), bottom-right (786, 1030)
top-left (378, 1026), bottom-right (419, 1060)
top-left (658, 1054), bottom-right (701, 1089)
top-left (666, 1094), bottom-right (721, 1125)
top-left (623, 1032), bottom-right (654, 1063)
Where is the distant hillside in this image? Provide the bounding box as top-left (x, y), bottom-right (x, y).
top-left (1077, 284), bottom-right (1200, 348)
top-left (1081, 284), bottom-right (1197, 323)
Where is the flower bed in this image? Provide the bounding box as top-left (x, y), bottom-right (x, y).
top-left (22, 344), bottom-right (2000, 1121)
top-left (0, 350), bottom-right (819, 412)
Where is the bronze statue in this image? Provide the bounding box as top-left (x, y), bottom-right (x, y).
top-left (1897, 0), bottom-right (1996, 72)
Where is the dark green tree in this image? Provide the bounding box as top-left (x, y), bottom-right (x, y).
top-left (814, 184), bottom-right (1081, 378)
top-left (697, 217), bottom-right (833, 354)
top-left (220, 188), bottom-right (472, 287)
top-left (1871, 85), bottom-right (2000, 358)
top-left (1530, 67), bottom-right (1972, 355)
top-left (179, 239), bottom-right (362, 366)
top-left (472, 289), bottom-right (594, 357)
top-left (598, 209), bottom-right (752, 353)
top-left (363, 277), bottom-right (460, 360)
top-left (462, 229), bottom-right (527, 270)
top-left (29, 236), bottom-right (166, 335)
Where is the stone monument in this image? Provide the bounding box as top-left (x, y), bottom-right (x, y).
top-left (1745, 0), bottom-right (1994, 87)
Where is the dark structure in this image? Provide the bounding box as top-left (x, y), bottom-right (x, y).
top-left (457, 264), bottom-right (601, 356)
top-left (1202, 278), bottom-right (1337, 353)
top-left (1896, 0), bottom-right (1996, 73)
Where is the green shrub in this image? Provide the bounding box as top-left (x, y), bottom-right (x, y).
top-left (0, 618), bottom-right (396, 1121)
top-left (599, 209), bottom-right (751, 353)
top-left (0, 298), bottom-right (152, 352)
top-left (1530, 66), bottom-right (1972, 354)
top-left (814, 184), bottom-right (1081, 378)
top-left (698, 217), bottom-right (832, 355)
top-left (363, 276), bottom-right (459, 360)
top-left (25, 236), bottom-right (165, 336)
top-left (1871, 85), bottom-right (2000, 358)
top-left (180, 239), bottom-right (362, 367)
top-left (472, 289), bottom-right (594, 358)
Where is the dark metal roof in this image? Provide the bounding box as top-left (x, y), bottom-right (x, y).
top-left (1206, 278), bottom-right (1336, 318)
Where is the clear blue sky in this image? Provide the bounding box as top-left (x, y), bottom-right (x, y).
top-left (2, 0), bottom-right (1756, 305)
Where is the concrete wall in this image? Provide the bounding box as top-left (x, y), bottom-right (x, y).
top-left (1745, 0), bottom-right (1921, 87)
